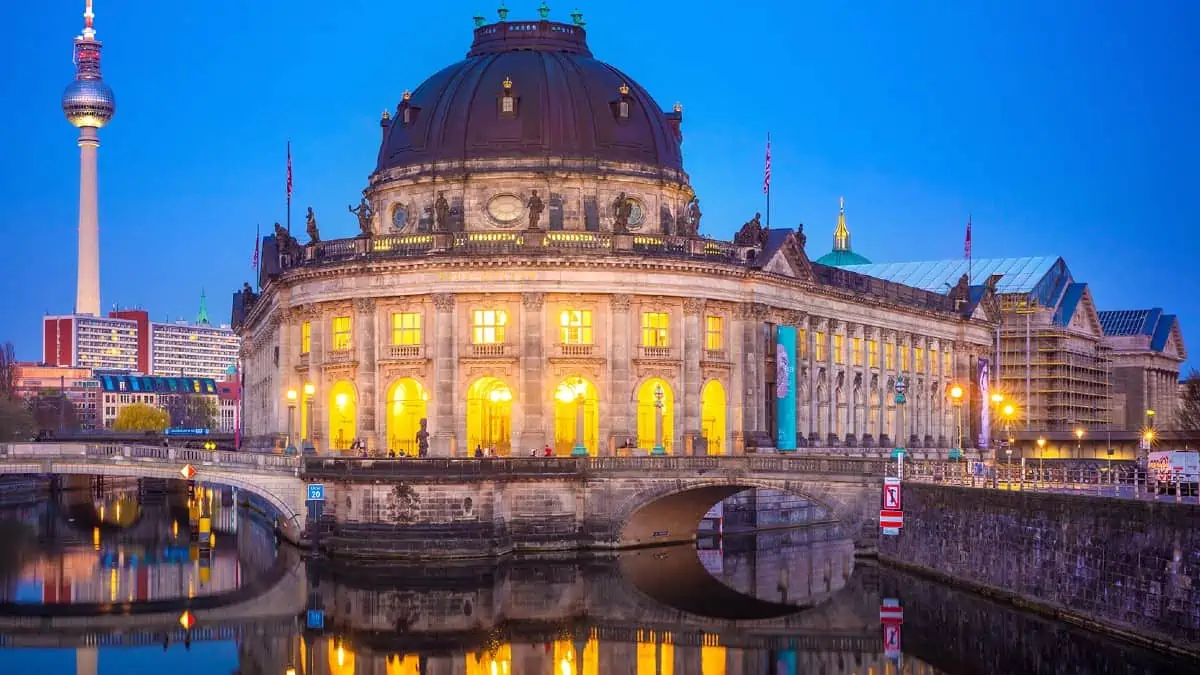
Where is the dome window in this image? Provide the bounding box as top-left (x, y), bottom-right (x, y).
top-left (499, 76), bottom-right (518, 118)
top-left (612, 83), bottom-right (633, 121)
top-left (398, 90), bottom-right (419, 127)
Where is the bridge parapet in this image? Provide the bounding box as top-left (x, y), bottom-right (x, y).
top-left (0, 443), bottom-right (301, 472)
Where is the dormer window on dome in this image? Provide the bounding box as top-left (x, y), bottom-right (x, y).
top-left (398, 90), bottom-right (418, 126)
top-left (499, 76), bottom-right (517, 117)
top-left (614, 83), bottom-right (632, 121)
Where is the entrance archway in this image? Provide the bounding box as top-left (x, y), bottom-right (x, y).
top-left (328, 381), bottom-right (357, 451)
top-left (636, 378), bottom-right (675, 454)
top-left (700, 380), bottom-right (727, 455)
top-left (466, 377), bottom-right (513, 456)
top-left (553, 376), bottom-right (599, 456)
top-left (386, 378), bottom-right (428, 456)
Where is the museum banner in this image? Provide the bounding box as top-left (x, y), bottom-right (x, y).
top-left (978, 357), bottom-right (991, 449)
top-left (775, 326), bottom-right (797, 451)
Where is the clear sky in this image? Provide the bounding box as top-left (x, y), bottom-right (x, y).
top-left (0, 1), bottom-right (1196, 370)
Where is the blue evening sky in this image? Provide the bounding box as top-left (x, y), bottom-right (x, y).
top-left (0, 1), bottom-right (1196, 369)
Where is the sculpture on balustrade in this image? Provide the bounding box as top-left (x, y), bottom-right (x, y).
top-left (305, 206), bottom-right (320, 244)
top-left (348, 197), bottom-right (374, 237)
top-left (733, 212), bottom-right (767, 247)
top-left (434, 191), bottom-right (451, 232)
top-left (612, 192), bottom-right (632, 234)
top-left (677, 197), bottom-right (701, 237)
top-left (273, 221), bottom-right (300, 254)
top-left (526, 190), bottom-right (545, 230)
top-left (796, 222), bottom-right (807, 251)
top-left (416, 418), bottom-right (430, 457)
top-left (241, 282), bottom-right (256, 307)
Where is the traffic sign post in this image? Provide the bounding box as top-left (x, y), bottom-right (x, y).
top-left (882, 477), bottom-right (902, 510)
top-left (179, 464), bottom-right (196, 480)
top-left (307, 483), bottom-right (325, 501)
top-left (881, 598), bottom-right (903, 662)
top-left (879, 509), bottom-right (903, 534)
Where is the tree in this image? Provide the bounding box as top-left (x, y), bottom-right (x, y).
top-left (112, 403), bottom-right (170, 432)
top-left (0, 397), bottom-right (35, 442)
top-left (29, 390), bottom-right (81, 432)
top-left (1180, 370), bottom-right (1200, 432)
top-left (164, 395), bottom-right (217, 430)
top-left (0, 341), bottom-right (16, 401)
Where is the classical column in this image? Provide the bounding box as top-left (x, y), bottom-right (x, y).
top-left (860, 326), bottom-right (874, 444)
top-left (354, 298), bottom-right (378, 451)
top-left (682, 298), bottom-right (705, 450)
top-left (431, 293), bottom-right (456, 457)
top-left (519, 292), bottom-right (547, 453)
top-left (307, 306), bottom-right (327, 451)
top-left (844, 323), bottom-right (859, 446)
top-left (879, 331), bottom-right (892, 446)
top-left (609, 294), bottom-right (634, 451)
top-left (825, 320), bottom-right (837, 444)
top-left (912, 336), bottom-right (925, 445)
top-left (807, 317), bottom-right (818, 444)
top-left (730, 304), bottom-right (747, 454)
top-left (739, 303), bottom-right (767, 443)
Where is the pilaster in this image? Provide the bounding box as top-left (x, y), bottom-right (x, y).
top-left (354, 298), bottom-right (378, 450)
top-left (609, 294), bottom-right (634, 447)
top-left (518, 292), bottom-right (547, 452)
top-left (682, 297), bottom-right (704, 445)
top-left (431, 293), bottom-right (456, 456)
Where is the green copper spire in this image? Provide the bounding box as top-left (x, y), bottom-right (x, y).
top-left (474, 14), bottom-right (486, 27)
top-left (570, 8), bottom-right (584, 25)
top-left (497, 2), bottom-right (509, 20)
top-left (197, 289), bottom-right (210, 325)
top-left (538, 1), bottom-right (551, 19)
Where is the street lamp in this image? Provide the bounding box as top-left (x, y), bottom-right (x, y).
top-left (303, 382), bottom-right (316, 454)
top-left (556, 379), bottom-right (589, 456)
top-left (651, 384), bottom-right (667, 455)
top-left (990, 392), bottom-right (1004, 448)
top-left (949, 384), bottom-right (964, 458)
top-left (1037, 436), bottom-right (1046, 483)
top-left (1074, 427), bottom-right (1085, 458)
top-left (285, 388), bottom-right (298, 455)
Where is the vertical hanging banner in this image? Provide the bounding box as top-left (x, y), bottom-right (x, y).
top-left (775, 326), bottom-right (797, 451)
top-left (978, 358), bottom-right (991, 449)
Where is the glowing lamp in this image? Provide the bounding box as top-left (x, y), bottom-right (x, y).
top-left (304, 382), bottom-right (315, 396)
top-left (991, 393), bottom-right (1003, 404)
top-left (949, 385), bottom-right (963, 400)
top-left (1003, 404), bottom-right (1014, 417)
top-left (286, 389), bottom-right (298, 401)
top-left (1037, 437), bottom-right (1046, 448)
top-left (1074, 428), bottom-right (1085, 440)
top-left (335, 392), bottom-right (349, 408)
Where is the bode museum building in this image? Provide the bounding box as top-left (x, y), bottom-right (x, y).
top-left (233, 14), bottom-right (1184, 457)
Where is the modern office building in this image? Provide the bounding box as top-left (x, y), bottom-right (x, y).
top-left (12, 363), bottom-right (101, 430)
top-left (43, 314), bottom-right (140, 373)
top-left (96, 374), bottom-right (218, 429)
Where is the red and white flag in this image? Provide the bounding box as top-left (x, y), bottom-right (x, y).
top-left (964, 214), bottom-right (972, 258)
top-left (251, 223), bottom-right (260, 269)
top-left (763, 134), bottom-right (772, 194)
top-left (286, 141), bottom-right (293, 203)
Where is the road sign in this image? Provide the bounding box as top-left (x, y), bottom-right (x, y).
top-left (880, 598), bottom-right (904, 623)
top-left (179, 464), bottom-right (196, 480)
top-left (307, 483), bottom-right (326, 501)
top-left (883, 477), bottom-right (902, 510)
top-left (179, 610), bottom-right (195, 630)
top-left (884, 623), bottom-right (902, 659)
top-left (879, 509), bottom-right (904, 529)
top-left (306, 609), bottom-right (325, 630)
top-left (894, 376), bottom-right (907, 395)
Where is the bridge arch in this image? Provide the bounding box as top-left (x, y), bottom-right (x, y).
top-left (611, 477), bottom-right (869, 549)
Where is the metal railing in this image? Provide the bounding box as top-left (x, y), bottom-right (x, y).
top-left (0, 443), bottom-right (301, 472)
top-left (893, 460), bottom-right (1200, 504)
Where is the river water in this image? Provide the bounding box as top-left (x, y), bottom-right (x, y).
top-left (0, 475), bottom-right (1189, 674)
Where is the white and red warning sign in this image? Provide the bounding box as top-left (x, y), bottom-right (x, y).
top-left (881, 598), bottom-right (903, 660)
top-left (882, 476), bottom-right (902, 510)
top-left (880, 509), bottom-right (904, 530)
top-left (880, 597), bottom-right (904, 623)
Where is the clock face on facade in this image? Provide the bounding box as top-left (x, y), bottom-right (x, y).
top-left (487, 194), bottom-right (524, 224)
top-left (391, 204), bottom-right (409, 230)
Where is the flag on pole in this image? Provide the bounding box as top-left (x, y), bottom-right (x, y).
top-left (964, 214), bottom-right (973, 258)
top-left (286, 142), bottom-right (293, 201)
top-left (763, 135), bottom-right (772, 194)
top-left (251, 223), bottom-right (260, 269)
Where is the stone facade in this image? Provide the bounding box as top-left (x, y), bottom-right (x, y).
top-left (879, 483), bottom-right (1200, 651)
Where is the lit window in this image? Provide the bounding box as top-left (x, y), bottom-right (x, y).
top-left (899, 345), bottom-right (909, 370)
top-left (641, 312), bottom-right (669, 347)
top-left (300, 321), bottom-right (311, 355)
top-left (944, 351), bottom-right (952, 373)
top-left (885, 343), bottom-right (895, 370)
top-left (332, 316), bottom-right (352, 351)
top-left (799, 328), bottom-right (808, 358)
top-left (815, 331), bottom-right (826, 362)
top-left (705, 315), bottom-right (724, 351)
top-left (868, 339), bottom-right (878, 368)
top-left (472, 310), bottom-right (508, 344)
top-left (391, 312), bottom-right (422, 346)
top-left (852, 337), bottom-right (863, 366)
top-left (915, 347), bottom-right (925, 372)
top-left (930, 349), bottom-right (939, 373)
top-left (501, 95), bottom-right (514, 113)
top-left (834, 334), bottom-right (845, 365)
top-left (559, 309), bottom-right (593, 345)
top-left (618, 100), bottom-right (629, 119)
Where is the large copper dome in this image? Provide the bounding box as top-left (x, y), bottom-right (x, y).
top-left (375, 19), bottom-right (684, 176)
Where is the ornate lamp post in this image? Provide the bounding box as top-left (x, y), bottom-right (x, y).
top-left (949, 384), bottom-right (964, 458)
top-left (303, 382), bottom-right (315, 454)
top-left (1037, 436), bottom-right (1046, 484)
top-left (1074, 427), bottom-right (1085, 459)
top-left (651, 384), bottom-right (666, 455)
top-left (990, 392), bottom-right (1004, 448)
top-left (556, 379), bottom-right (589, 456)
top-left (285, 388), bottom-right (298, 455)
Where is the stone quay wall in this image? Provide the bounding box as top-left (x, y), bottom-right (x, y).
top-left (879, 483), bottom-right (1200, 655)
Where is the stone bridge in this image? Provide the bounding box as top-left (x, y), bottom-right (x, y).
top-left (0, 443), bottom-right (307, 543)
top-left (0, 445), bottom-right (888, 558)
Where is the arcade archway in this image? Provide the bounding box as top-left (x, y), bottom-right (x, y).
top-left (701, 380), bottom-right (727, 455)
top-left (466, 376), bottom-right (513, 456)
top-left (386, 378), bottom-right (428, 456)
top-left (636, 378), bottom-right (675, 454)
top-left (553, 376), bottom-right (599, 456)
top-left (328, 381), bottom-right (357, 451)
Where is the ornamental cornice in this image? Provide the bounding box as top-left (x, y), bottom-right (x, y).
top-left (610, 294), bottom-right (632, 311)
top-left (682, 298), bottom-right (704, 316)
top-left (736, 302), bottom-right (769, 321)
top-left (353, 297), bottom-right (377, 314)
top-left (522, 292), bottom-right (545, 311)
top-left (431, 293), bottom-right (456, 312)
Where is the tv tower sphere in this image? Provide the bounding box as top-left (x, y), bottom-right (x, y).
top-left (63, 79), bottom-right (115, 129)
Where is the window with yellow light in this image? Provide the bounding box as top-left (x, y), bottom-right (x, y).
top-left (852, 336), bottom-right (863, 366)
top-left (641, 312), bottom-right (669, 347)
top-left (560, 309), bottom-right (593, 344)
top-left (799, 328), bottom-right (808, 357)
top-left (704, 315), bottom-right (724, 351)
top-left (885, 342), bottom-right (895, 370)
top-left (815, 331), bottom-right (826, 361)
top-left (833, 334), bottom-right (844, 364)
top-left (899, 344), bottom-right (909, 369)
top-left (915, 347), bottom-right (924, 372)
top-left (391, 312), bottom-right (421, 345)
top-left (868, 339), bottom-right (878, 367)
top-left (473, 309), bottom-right (508, 344)
top-left (331, 316), bottom-right (352, 351)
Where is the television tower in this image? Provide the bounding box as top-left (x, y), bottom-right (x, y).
top-left (61, 0), bottom-right (115, 317)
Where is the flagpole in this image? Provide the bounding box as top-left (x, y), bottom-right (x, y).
top-left (286, 141), bottom-right (292, 234)
top-left (766, 133), bottom-right (771, 228)
top-left (967, 213), bottom-right (973, 285)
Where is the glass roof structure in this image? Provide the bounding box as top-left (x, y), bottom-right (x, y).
top-left (1097, 309), bottom-right (1162, 336)
top-left (839, 256), bottom-right (1062, 295)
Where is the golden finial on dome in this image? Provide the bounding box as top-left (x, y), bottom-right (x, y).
top-left (503, 76), bottom-right (513, 90)
top-left (382, 110), bottom-right (390, 120)
top-left (402, 90), bottom-right (412, 101)
top-left (618, 83), bottom-right (630, 96)
top-left (673, 102), bottom-right (682, 113)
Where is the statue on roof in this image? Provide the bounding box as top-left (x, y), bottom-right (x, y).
top-left (733, 212), bottom-right (766, 247)
top-left (273, 221), bottom-right (299, 254)
top-left (348, 197), bottom-right (373, 237)
top-left (526, 190), bottom-right (545, 230)
top-left (612, 192), bottom-right (632, 234)
top-left (678, 197), bottom-right (701, 238)
top-left (305, 207), bottom-right (320, 244)
top-left (434, 191), bottom-right (451, 232)
top-left (241, 282), bottom-right (256, 307)
top-left (796, 222), bottom-right (807, 251)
